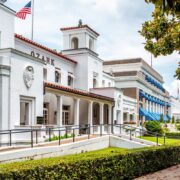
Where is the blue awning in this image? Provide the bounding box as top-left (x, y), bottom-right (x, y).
top-left (164, 115), bottom-right (168, 122)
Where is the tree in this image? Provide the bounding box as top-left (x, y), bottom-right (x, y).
top-left (172, 116), bottom-right (175, 123)
top-left (145, 120), bottom-right (163, 134)
top-left (160, 114), bottom-right (164, 123)
top-left (140, 0), bottom-right (180, 78)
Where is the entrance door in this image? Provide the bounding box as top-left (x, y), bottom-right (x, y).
top-left (62, 106), bottom-right (70, 125)
top-left (43, 108), bottom-right (49, 125)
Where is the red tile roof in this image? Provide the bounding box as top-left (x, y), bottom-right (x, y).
top-left (44, 82), bottom-right (114, 102)
top-left (15, 34), bottom-right (77, 64)
top-left (60, 25), bottom-right (100, 36)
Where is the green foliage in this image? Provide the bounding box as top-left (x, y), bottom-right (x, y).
top-left (0, 146), bottom-right (179, 179)
top-left (162, 127), bottom-right (170, 134)
top-left (145, 120), bottom-right (163, 134)
top-left (46, 134), bottom-right (74, 142)
top-left (172, 116), bottom-right (175, 124)
top-left (166, 132), bottom-right (180, 139)
top-left (176, 124), bottom-right (180, 131)
top-left (176, 119), bottom-right (180, 123)
top-left (141, 0), bottom-right (180, 79)
top-left (160, 114), bottom-right (164, 123)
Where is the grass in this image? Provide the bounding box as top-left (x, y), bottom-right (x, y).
top-left (139, 136), bottom-right (180, 145)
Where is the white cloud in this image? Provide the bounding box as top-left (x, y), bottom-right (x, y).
top-left (6, 0), bottom-right (179, 93)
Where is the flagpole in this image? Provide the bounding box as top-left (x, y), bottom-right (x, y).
top-left (31, 0), bottom-right (34, 41)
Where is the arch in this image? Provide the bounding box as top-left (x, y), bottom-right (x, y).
top-left (93, 103), bottom-right (100, 125)
top-left (71, 37), bottom-right (79, 49)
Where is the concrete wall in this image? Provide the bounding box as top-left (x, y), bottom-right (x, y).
top-left (0, 135), bottom-right (149, 163)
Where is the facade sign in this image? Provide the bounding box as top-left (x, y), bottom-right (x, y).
top-left (31, 51), bottom-right (55, 66)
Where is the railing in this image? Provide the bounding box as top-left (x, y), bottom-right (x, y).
top-left (0, 124), bottom-right (169, 149)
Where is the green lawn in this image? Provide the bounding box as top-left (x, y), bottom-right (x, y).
top-left (139, 136), bottom-right (180, 145)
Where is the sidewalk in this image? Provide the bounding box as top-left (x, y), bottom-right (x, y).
top-left (135, 165), bottom-right (180, 180)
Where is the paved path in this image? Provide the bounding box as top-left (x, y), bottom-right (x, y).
top-left (135, 165), bottom-right (180, 180)
top-left (0, 135), bottom-right (98, 153)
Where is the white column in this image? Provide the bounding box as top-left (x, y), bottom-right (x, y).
top-left (88, 101), bottom-right (93, 126)
top-left (74, 98), bottom-right (80, 126)
top-left (57, 95), bottom-right (63, 127)
top-left (146, 100), bottom-right (148, 111)
top-left (108, 104), bottom-right (112, 124)
top-left (0, 64), bottom-right (10, 130)
top-left (100, 103), bottom-right (104, 125)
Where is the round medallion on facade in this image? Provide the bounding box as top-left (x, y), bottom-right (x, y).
top-left (23, 66), bottom-right (34, 88)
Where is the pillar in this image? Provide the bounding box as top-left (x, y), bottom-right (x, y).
top-left (100, 103), bottom-right (104, 125)
top-left (0, 64), bottom-right (10, 130)
top-left (88, 101), bottom-right (93, 126)
top-left (56, 95), bottom-right (63, 126)
top-left (108, 104), bottom-right (112, 124)
top-left (74, 98), bottom-right (80, 126)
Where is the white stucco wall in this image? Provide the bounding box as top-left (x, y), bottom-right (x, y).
top-left (0, 4), bottom-right (15, 49)
top-left (9, 53), bottom-right (44, 128)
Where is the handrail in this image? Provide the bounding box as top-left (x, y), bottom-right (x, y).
top-left (0, 124), bottom-right (167, 148)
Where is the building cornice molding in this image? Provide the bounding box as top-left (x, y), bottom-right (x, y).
top-left (0, 48), bottom-right (45, 64)
top-left (0, 3), bottom-right (16, 15)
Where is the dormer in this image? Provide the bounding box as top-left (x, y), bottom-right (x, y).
top-left (60, 21), bottom-right (99, 54)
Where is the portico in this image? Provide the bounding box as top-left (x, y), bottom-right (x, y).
top-left (43, 82), bottom-right (114, 130)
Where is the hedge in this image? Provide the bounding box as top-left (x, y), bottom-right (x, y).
top-left (0, 146), bottom-right (179, 179)
top-left (166, 132), bottom-right (180, 139)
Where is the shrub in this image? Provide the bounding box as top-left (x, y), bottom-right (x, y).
top-left (172, 116), bottom-right (175, 124)
top-left (163, 127), bottom-right (170, 134)
top-left (176, 119), bottom-right (180, 124)
top-left (166, 132), bottom-right (180, 139)
top-left (46, 133), bottom-right (74, 142)
top-left (145, 121), bottom-right (163, 135)
top-left (176, 124), bottom-right (180, 131)
top-left (160, 114), bottom-right (164, 123)
top-left (0, 146), bottom-right (179, 179)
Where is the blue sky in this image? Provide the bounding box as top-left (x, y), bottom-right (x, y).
top-left (6, 0), bottom-right (179, 96)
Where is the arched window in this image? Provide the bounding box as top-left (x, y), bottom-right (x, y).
top-left (71, 37), bottom-right (79, 49)
top-left (89, 38), bottom-right (93, 50)
top-left (55, 70), bottom-right (61, 83)
top-left (68, 75), bottom-right (73, 86)
top-left (93, 78), bottom-right (98, 88)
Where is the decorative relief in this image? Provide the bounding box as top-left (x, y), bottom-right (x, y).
top-left (23, 66), bottom-right (34, 88)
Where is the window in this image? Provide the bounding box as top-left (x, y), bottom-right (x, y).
top-left (71, 37), bottom-right (79, 49)
top-left (20, 96), bottom-right (35, 126)
top-left (93, 78), bottom-right (98, 88)
top-left (55, 70), bottom-right (61, 83)
top-left (68, 75), bottom-right (73, 86)
top-left (43, 68), bottom-right (47, 81)
top-left (102, 80), bottom-right (105, 87)
top-left (89, 38), bottom-right (93, 50)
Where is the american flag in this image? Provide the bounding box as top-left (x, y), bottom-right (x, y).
top-left (16, 1), bottom-right (31, 20)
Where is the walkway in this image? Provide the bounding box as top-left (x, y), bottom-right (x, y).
top-left (135, 165), bottom-right (180, 180)
top-left (0, 134), bottom-right (98, 153)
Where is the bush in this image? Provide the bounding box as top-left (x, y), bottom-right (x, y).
top-left (166, 132), bottom-right (180, 139)
top-left (160, 114), bottom-right (164, 123)
top-left (145, 121), bottom-right (163, 135)
top-left (176, 124), bottom-right (180, 131)
top-left (176, 119), bottom-right (180, 124)
top-left (46, 133), bottom-right (74, 142)
top-left (163, 127), bottom-right (170, 134)
top-left (172, 116), bottom-right (175, 124)
top-left (0, 146), bottom-right (179, 179)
